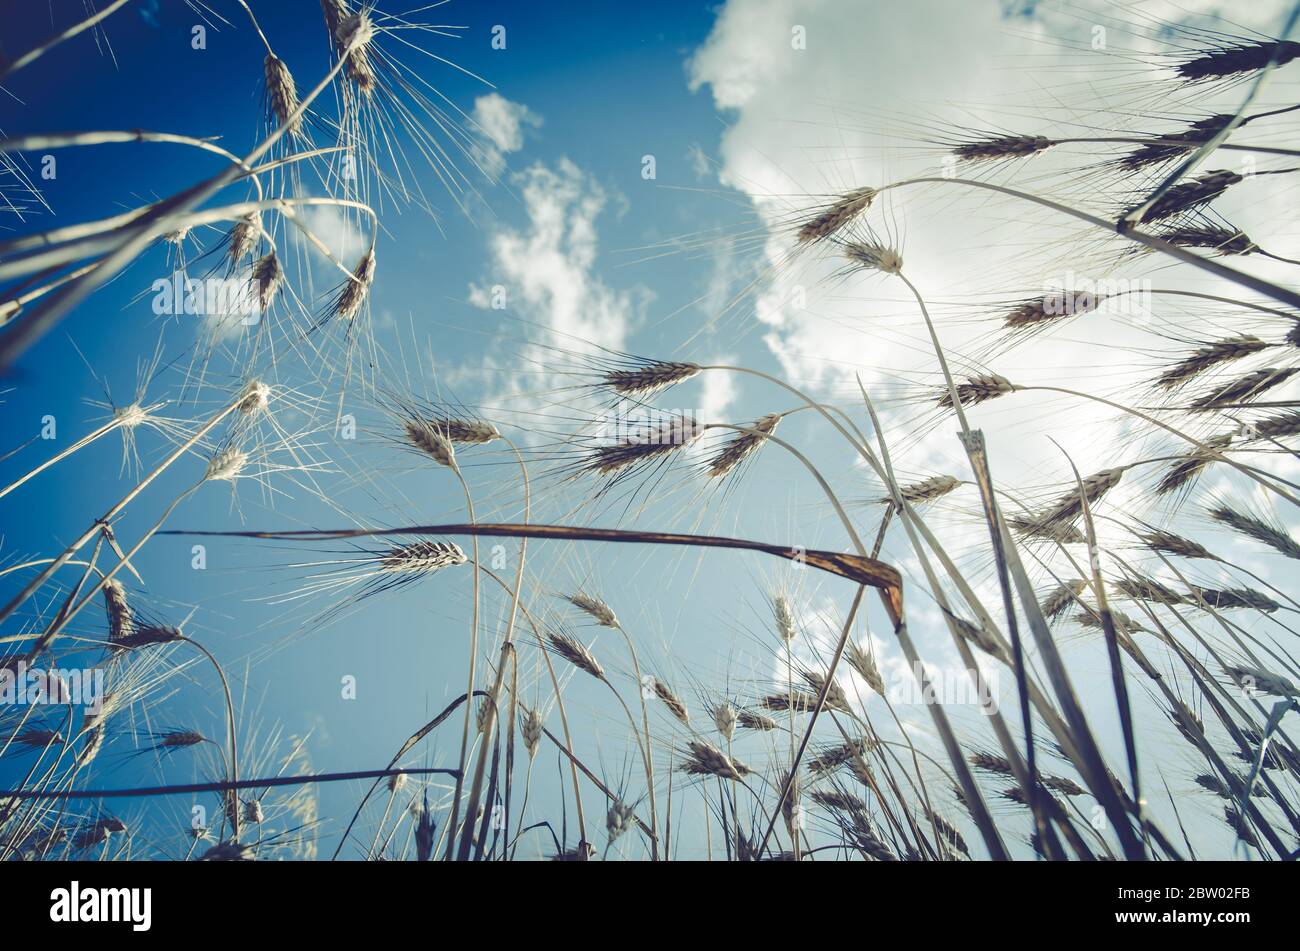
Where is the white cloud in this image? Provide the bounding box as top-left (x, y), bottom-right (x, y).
top-left (687, 0), bottom-right (1299, 488)
top-left (467, 158), bottom-right (651, 374)
top-left (698, 358), bottom-right (740, 421)
top-left (300, 198), bottom-right (366, 265)
top-left (470, 93), bottom-right (542, 177)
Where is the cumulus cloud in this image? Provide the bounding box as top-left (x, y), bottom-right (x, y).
top-left (468, 157), bottom-right (651, 364)
top-left (470, 93), bottom-right (542, 177)
top-left (686, 0), bottom-right (1298, 487)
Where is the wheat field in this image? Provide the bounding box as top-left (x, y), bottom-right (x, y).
top-left (1, 0), bottom-right (1299, 865)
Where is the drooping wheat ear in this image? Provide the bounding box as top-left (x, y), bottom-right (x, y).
top-left (1209, 502), bottom-right (1300, 560)
top-left (159, 729), bottom-right (206, 749)
top-left (584, 415), bottom-right (703, 476)
top-left (780, 768), bottom-right (802, 834)
top-left (1223, 664), bottom-right (1299, 698)
top-left (843, 240), bottom-right (903, 274)
top-left (844, 640), bottom-right (885, 694)
top-left (652, 678), bottom-right (689, 723)
top-left (1139, 170), bottom-right (1242, 224)
top-left (378, 541), bottom-right (467, 575)
top-left (1156, 335), bottom-right (1270, 390)
top-left (1076, 607), bottom-right (1148, 638)
top-left (937, 373), bottom-right (1015, 409)
top-left (760, 691), bottom-right (819, 713)
top-left (1009, 515), bottom-right (1085, 544)
top-left (1114, 576), bottom-right (1185, 606)
top-left (547, 631), bottom-right (605, 680)
top-left (1156, 433), bottom-right (1232, 496)
top-left (1041, 776), bottom-right (1086, 797)
top-left (927, 809), bottom-right (970, 858)
top-left (1138, 528), bottom-right (1218, 561)
top-left (737, 708), bottom-right (778, 731)
top-left (520, 707), bottom-right (544, 758)
top-left (85, 690), bottom-right (116, 725)
top-left (74, 817), bottom-right (127, 850)
top-left (810, 788), bottom-right (867, 813)
top-left (795, 186), bottom-right (877, 244)
top-left (773, 594), bottom-right (796, 643)
top-left (413, 797), bottom-right (436, 861)
top-left (386, 772), bottom-right (407, 794)
top-left (252, 251), bottom-right (283, 310)
top-left (1003, 292), bottom-right (1105, 331)
top-left (320, 0), bottom-right (348, 37)
top-left (114, 623), bottom-right (184, 651)
top-left (227, 213), bottom-right (261, 266)
top-left (1001, 786), bottom-right (1066, 810)
top-left (475, 697), bottom-right (493, 733)
top-left (606, 801), bottom-right (636, 843)
top-left (1189, 586), bottom-right (1280, 613)
top-left (263, 53), bottom-right (301, 135)
top-left (436, 418), bottom-right (500, 445)
top-left (15, 728), bottom-right (62, 747)
top-left (1169, 705), bottom-right (1204, 746)
top-left (203, 447), bottom-right (248, 482)
top-left (888, 473), bottom-right (960, 505)
top-left (102, 577), bottom-right (134, 645)
top-left (1039, 579), bottom-right (1087, 621)
top-left (77, 727), bottom-right (105, 767)
top-left (1026, 466), bottom-right (1124, 533)
top-left (336, 11), bottom-right (377, 95)
top-left (1238, 726), bottom-right (1297, 770)
top-left (1190, 367), bottom-right (1298, 409)
top-left (712, 702), bottom-right (737, 741)
top-left (564, 592), bottom-right (618, 628)
top-left (808, 737), bottom-right (874, 774)
top-left (680, 739), bottom-right (750, 779)
top-left (402, 418), bottom-right (458, 470)
top-left (969, 751), bottom-right (1014, 776)
top-left (1249, 410), bottom-right (1300, 440)
top-left (1117, 114), bottom-right (1234, 170)
top-left (708, 412), bottom-right (779, 478)
top-left (602, 360), bottom-right (700, 397)
top-left (243, 800), bottom-right (264, 824)
top-left (1195, 773), bottom-right (1233, 798)
top-left (1155, 223), bottom-right (1258, 256)
top-left (1224, 805), bottom-right (1261, 849)
top-left (1176, 40), bottom-right (1300, 82)
top-left (800, 670), bottom-right (852, 713)
top-left (953, 134), bottom-right (1054, 162)
top-left (951, 616), bottom-right (1009, 663)
top-left (331, 249), bottom-right (377, 322)
top-left (850, 814), bottom-right (898, 861)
